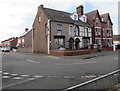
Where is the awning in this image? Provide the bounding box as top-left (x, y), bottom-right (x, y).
top-left (54, 35), bottom-right (65, 38)
top-left (83, 37), bottom-right (90, 39)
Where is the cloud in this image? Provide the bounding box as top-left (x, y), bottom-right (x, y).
top-left (0, 0), bottom-right (119, 42)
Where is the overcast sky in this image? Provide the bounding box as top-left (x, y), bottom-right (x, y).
top-left (0, 0), bottom-right (119, 42)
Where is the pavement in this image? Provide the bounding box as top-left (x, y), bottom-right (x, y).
top-left (59, 51), bottom-right (118, 59)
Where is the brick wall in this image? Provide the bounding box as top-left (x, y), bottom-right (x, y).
top-left (17, 47), bottom-right (32, 53)
top-left (50, 49), bottom-right (97, 56)
top-left (103, 47), bottom-right (113, 51)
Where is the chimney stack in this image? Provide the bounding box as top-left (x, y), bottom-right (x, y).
top-left (76, 5), bottom-right (84, 16)
top-left (25, 28), bottom-right (28, 32)
top-left (38, 4), bottom-right (44, 12)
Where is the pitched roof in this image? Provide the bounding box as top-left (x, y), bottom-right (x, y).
top-left (86, 10), bottom-right (98, 20)
top-left (43, 8), bottom-right (92, 27)
top-left (43, 8), bottom-right (74, 23)
top-left (20, 29), bottom-right (32, 38)
top-left (100, 13), bottom-right (109, 22)
top-left (100, 13), bottom-right (113, 24)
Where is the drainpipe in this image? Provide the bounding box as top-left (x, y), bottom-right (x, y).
top-left (32, 27), bottom-right (34, 53)
top-left (47, 19), bottom-right (51, 54)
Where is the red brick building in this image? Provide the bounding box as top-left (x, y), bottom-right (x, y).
top-left (86, 10), bottom-right (113, 46)
top-left (1, 37), bottom-right (18, 50)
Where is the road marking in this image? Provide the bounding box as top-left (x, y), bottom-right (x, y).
top-left (0, 71), bottom-right (2, 74)
top-left (27, 59), bottom-right (40, 64)
top-left (64, 76), bottom-right (75, 78)
top-left (81, 75), bottom-right (97, 78)
top-left (28, 78), bottom-right (35, 80)
top-left (11, 74), bottom-right (18, 76)
top-left (2, 76), bottom-right (10, 79)
top-left (21, 75), bottom-right (29, 77)
top-left (13, 77), bottom-right (23, 80)
top-left (55, 61), bottom-right (97, 66)
top-left (33, 75), bottom-right (43, 78)
top-left (2, 77), bottom-right (39, 89)
top-left (3, 72), bottom-right (9, 75)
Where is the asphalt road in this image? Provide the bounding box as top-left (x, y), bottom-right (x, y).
top-left (1, 51), bottom-right (118, 90)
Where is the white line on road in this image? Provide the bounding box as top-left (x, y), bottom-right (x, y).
top-left (55, 61), bottom-right (97, 66)
top-left (27, 59), bottom-right (40, 64)
top-left (2, 77), bottom-right (40, 89)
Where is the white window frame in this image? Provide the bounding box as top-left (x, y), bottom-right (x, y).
top-left (69, 26), bottom-right (73, 36)
top-left (57, 24), bottom-right (62, 35)
top-left (38, 16), bottom-right (41, 22)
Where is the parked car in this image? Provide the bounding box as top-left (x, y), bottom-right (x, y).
top-left (116, 44), bottom-right (120, 50)
top-left (79, 46), bottom-right (88, 49)
top-left (2, 47), bottom-right (10, 52)
top-left (1, 47), bottom-right (5, 52)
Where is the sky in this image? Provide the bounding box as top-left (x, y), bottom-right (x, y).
top-left (0, 0), bottom-right (119, 42)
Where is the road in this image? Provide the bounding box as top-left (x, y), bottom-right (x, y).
top-left (1, 51), bottom-right (118, 90)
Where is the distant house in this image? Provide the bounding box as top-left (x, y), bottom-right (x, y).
top-left (17, 28), bottom-right (32, 53)
top-left (32, 5), bottom-right (92, 54)
top-left (1, 37), bottom-right (18, 50)
top-left (86, 10), bottom-right (113, 46)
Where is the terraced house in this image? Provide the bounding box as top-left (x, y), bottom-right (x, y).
top-left (86, 10), bottom-right (113, 46)
top-left (32, 5), bottom-right (93, 54)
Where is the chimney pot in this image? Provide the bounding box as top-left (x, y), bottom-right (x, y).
top-left (25, 28), bottom-right (28, 32)
top-left (40, 4), bottom-right (44, 8)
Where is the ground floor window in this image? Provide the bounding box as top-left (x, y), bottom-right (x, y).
top-left (95, 39), bottom-right (101, 45)
top-left (83, 39), bottom-right (90, 47)
top-left (55, 38), bottom-right (64, 49)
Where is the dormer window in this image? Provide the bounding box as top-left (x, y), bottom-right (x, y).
top-left (83, 16), bottom-right (87, 22)
top-left (74, 15), bottom-right (77, 20)
top-left (79, 15), bottom-right (87, 22)
top-left (101, 17), bottom-right (104, 22)
top-left (70, 13), bottom-right (78, 21)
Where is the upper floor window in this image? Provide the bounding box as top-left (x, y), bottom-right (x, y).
top-left (83, 17), bottom-right (86, 22)
top-left (75, 26), bottom-right (79, 36)
top-left (107, 20), bottom-right (110, 26)
top-left (107, 30), bottom-right (109, 36)
top-left (57, 24), bottom-right (62, 35)
top-left (74, 15), bottom-right (78, 20)
top-left (95, 28), bottom-right (101, 35)
top-left (38, 16), bottom-right (41, 22)
top-left (96, 18), bottom-right (99, 23)
top-left (84, 28), bottom-right (88, 37)
top-left (101, 17), bottom-right (104, 22)
top-left (69, 26), bottom-right (73, 36)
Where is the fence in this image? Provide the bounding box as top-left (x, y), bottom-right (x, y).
top-left (63, 69), bottom-right (120, 91)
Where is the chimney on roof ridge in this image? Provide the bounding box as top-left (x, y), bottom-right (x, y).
top-left (25, 28), bottom-right (28, 32)
top-left (38, 4), bottom-right (44, 12)
top-left (40, 4), bottom-right (44, 8)
top-left (76, 4), bottom-right (84, 16)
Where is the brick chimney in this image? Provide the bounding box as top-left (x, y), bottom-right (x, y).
top-left (76, 5), bottom-right (84, 16)
top-left (38, 4), bottom-right (44, 12)
top-left (25, 28), bottom-right (28, 32)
